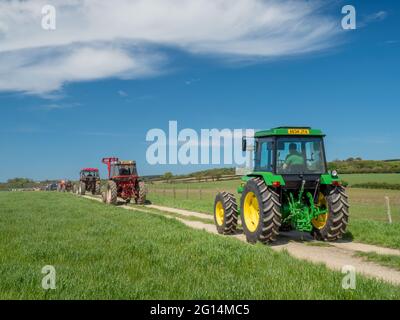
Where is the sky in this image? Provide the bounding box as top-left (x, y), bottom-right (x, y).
top-left (0, 0), bottom-right (399, 182)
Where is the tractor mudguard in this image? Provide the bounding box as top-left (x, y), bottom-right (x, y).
top-left (238, 172), bottom-right (285, 193)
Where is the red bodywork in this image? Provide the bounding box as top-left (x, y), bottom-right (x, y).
top-left (102, 157), bottom-right (140, 200)
top-left (82, 168), bottom-right (99, 172)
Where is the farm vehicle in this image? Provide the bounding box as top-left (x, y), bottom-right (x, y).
top-left (101, 157), bottom-right (146, 205)
top-left (214, 127), bottom-right (349, 244)
top-left (76, 168), bottom-right (101, 195)
top-left (58, 180), bottom-right (73, 192)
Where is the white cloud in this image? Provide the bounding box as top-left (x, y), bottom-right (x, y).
top-left (118, 90), bottom-right (128, 97)
top-left (364, 11), bottom-right (388, 23)
top-left (0, 0), bottom-right (341, 94)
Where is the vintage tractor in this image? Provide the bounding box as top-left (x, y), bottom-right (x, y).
top-left (101, 157), bottom-right (146, 205)
top-left (58, 180), bottom-right (73, 192)
top-left (214, 127), bottom-right (349, 244)
top-left (77, 168), bottom-right (101, 195)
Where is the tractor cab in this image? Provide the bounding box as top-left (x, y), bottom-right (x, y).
top-left (81, 168), bottom-right (99, 178)
top-left (243, 127), bottom-right (334, 189)
top-left (245, 127), bottom-right (327, 174)
top-left (112, 161), bottom-right (138, 178)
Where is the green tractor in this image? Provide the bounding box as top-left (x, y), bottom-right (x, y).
top-left (214, 127), bottom-right (349, 244)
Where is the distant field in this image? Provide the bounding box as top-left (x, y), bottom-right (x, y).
top-left (341, 174), bottom-right (400, 185)
top-left (2, 192), bottom-right (400, 299)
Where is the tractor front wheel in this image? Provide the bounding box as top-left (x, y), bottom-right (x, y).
top-left (79, 182), bottom-right (86, 195)
top-left (214, 192), bottom-right (238, 235)
top-left (240, 178), bottom-right (282, 244)
top-left (136, 181), bottom-right (146, 205)
top-left (94, 183), bottom-right (101, 195)
top-left (312, 187), bottom-right (349, 241)
top-left (104, 181), bottom-right (118, 205)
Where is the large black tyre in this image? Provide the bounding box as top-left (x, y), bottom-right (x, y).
top-left (312, 187), bottom-right (349, 241)
top-left (214, 192), bottom-right (238, 235)
top-left (240, 177), bottom-right (282, 244)
top-left (94, 183), bottom-right (101, 195)
top-left (137, 181), bottom-right (146, 205)
top-left (79, 182), bottom-right (86, 195)
top-left (104, 180), bottom-right (118, 205)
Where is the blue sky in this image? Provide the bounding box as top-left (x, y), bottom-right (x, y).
top-left (0, 0), bottom-right (399, 181)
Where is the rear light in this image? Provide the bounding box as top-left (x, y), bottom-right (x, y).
top-left (272, 181), bottom-right (281, 188)
top-left (332, 181), bottom-right (341, 187)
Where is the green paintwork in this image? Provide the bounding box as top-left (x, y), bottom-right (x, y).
top-left (281, 182), bottom-right (327, 232)
top-left (320, 173), bottom-right (341, 185)
top-left (237, 172), bottom-right (285, 194)
top-left (255, 127), bottom-right (325, 138)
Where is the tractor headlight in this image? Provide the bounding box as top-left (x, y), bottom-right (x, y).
top-left (331, 170), bottom-right (338, 177)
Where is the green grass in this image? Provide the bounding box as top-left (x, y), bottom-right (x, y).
top-left (341, 173), bottom-right (400, 185)
top-left (355, 252), bottom-right (400, 271)
top-left (1, 192), bottom-right (400, 299)
top-left (344, 220), bottom-right (400, 249)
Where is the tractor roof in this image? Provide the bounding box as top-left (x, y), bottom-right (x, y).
top-left (118, 160), bottom-right (136, 165)
top-left (82, 168), bottom-right (99, 172)
top-left (255, 127), bottom-right (325, 138)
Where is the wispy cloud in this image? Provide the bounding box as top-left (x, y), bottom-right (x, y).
top-left (364, 11), bottom-right (388, 23)
top-left (185, 78), bottom-right (201, 86)
top-left (36, 102), bottom-right (81, 111)
top-left (118, 90), bottom-right (128, 97)
top-left (0, 0), bottom-right (342, 95)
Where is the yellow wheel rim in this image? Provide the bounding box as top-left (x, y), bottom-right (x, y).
top-left (215, 201), bottom-right (224, 226)
top-left (312, 192), bottom-right (329, 230)
top-left (243, 192), bottom-right (260, 232)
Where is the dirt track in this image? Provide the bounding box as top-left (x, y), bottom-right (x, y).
top-left (82, 195), bottom-right (400, 286)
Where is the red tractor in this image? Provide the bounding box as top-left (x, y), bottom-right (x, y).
top-left (101, 157), bottom-right (146, 205)
top-left (58, 180), bottom-right (73, 192)
top-left (77, 168), bottom-right (101, 195)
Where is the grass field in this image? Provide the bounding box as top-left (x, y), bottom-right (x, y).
top-left (341, 173), bottom-right (400, 185)
top-left (146, 177), bottom-right (400, 249)
top-left (1, 192), bottom-right (400, 299)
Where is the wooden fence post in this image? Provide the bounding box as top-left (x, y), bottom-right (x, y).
top-left (199, 187), bottom-right (202, 200)
top-left (173, 187), bottom-right (176, 200)
top-left (186, 186), bottom-right (189, 200)
top-left (385, 196), bottom-right (392, 224)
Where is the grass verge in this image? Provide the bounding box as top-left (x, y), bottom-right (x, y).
top-left (355, 252), bottom-right (400, 271)
top-left (1, 192), bottom-right (400, 299)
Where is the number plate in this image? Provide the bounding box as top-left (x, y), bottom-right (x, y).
top-left (288, 129), bottom-right (310, 135)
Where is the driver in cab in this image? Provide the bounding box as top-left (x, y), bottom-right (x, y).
top-left (282, 143), bottom-right (305, 171)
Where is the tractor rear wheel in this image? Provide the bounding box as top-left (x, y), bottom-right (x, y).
top-left (104, 181), bottom-right (117, 205)
top-left (137, 181), bottom-right (146, 204)
top-left (312, 187), bottom-right (349, 241)
top-left (240, 178), bottom-right (282, 244)
top-left (214, 192), bottom-right (238, 235)
top-left (79, 182), bottom-right (86, 195)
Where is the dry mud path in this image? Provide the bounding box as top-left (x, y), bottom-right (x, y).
top-left (82, 195), bottom-right (400, 286)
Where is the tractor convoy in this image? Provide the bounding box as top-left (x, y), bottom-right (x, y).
top-left (56, 126), bottom-right (349, 246)
top-left (214, 127), bottom-right (349, 244)
top-left (58, 157), bottom-right (147, 205)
